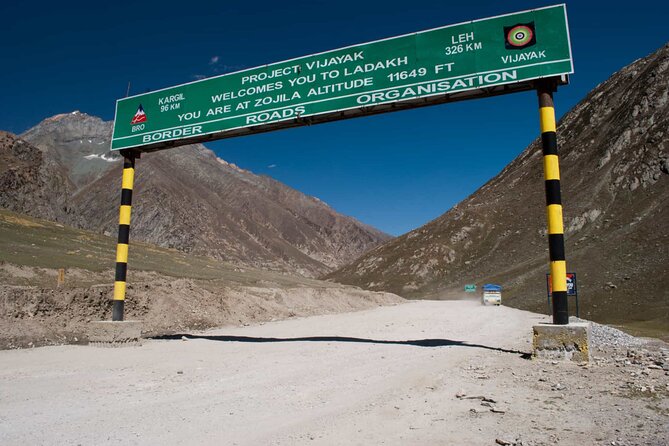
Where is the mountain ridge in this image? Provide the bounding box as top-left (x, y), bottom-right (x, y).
top-left (2, 113), bottom-right (390, 276)
top-left (327, 43), bottom-right (669, 332)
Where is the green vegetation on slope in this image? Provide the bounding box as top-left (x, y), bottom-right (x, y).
top-left (0, 209), bottom-right (330, 289)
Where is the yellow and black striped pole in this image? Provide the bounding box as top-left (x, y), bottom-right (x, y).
top-left (112, 152), bottom-right (136, 321)
top-left (537, 80), bottom-right (568, 325)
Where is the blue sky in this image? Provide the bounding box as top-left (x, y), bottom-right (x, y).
top-left (1, 1), bottom-right (667, 235)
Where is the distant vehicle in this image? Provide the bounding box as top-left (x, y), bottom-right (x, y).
top-left (482, 284), bottom-right (502, 306)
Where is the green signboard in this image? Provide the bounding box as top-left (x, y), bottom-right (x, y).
top-left (111, 4), bottom-right (572, 151)
top-left (464, 284), bottom-right (477, 292)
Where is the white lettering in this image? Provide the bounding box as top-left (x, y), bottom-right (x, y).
top-left (241, 66), bottom-right (300, 84)
top-left (158, 93), bottom-right (185, 105)
top-left (211, 81), bottom-right (283, 103)
top-left (451, 32), bottom-right (474, 44)
top-left (305, 51), bottom-right (364, 70)
top-left (245, 106), bottom-right (306, 124)
top-left (434, 63), bottom-right (455, 74)
top-left (356, 71), bottom-right (517, 105)
top-left (141, 125), bottom-right (203, 143)
top-left (501, 50), bottom-right (547, 64)
top-left (177, 111), bottom-right (201, 121)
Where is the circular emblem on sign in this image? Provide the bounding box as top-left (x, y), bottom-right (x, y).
top-left (506, 25), bottom-right (534, 47)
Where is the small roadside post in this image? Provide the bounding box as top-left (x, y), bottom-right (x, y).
top-left (57, 268), bottom-right (65, 288)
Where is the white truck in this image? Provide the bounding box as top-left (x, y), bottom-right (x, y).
top-left (482, 284), bottom-right (502, 306)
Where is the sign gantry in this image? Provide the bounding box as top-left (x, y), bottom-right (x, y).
top-left (111, 4), bottom-right (572, 152)
top-left (109, 4), bottom-right (574, 325)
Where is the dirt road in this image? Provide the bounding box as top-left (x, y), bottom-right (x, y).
top-left (1, 300), bottom-right (667, 445)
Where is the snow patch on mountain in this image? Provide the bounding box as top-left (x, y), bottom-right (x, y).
top-left (83, 153), bottom-right (118, 162)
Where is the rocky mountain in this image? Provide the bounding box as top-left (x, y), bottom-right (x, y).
top-left (2, 113), bottom-right (390, 276)
top-left (328, 43), bottom-right (669, 332)
top-left (20, 111), bottom-right (119, 189)
top-left (0, 132), bottom-right (74, 223)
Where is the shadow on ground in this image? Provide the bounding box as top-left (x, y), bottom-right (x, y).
top-left (152, 334), bottom-right (531, 358)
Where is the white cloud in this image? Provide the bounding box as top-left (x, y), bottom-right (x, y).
top-left (267, 164), bottom-right (277, 169)
top-left (209, 55), bottom-right (220, 65)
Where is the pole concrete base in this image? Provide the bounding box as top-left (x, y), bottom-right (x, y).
top-left (532, 322), bottom-right (591, 362)
top-left (88, 321), bottom-right (143, 347)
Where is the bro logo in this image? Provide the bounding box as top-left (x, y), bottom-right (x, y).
top-left (504, 22), bottom-right (536, 50)
top-left (130, 104), bottom-right (148, 125)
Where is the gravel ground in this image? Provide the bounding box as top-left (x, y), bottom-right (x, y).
top-left (1, 300), bottom-right (667, 445)
top-left (571, 316), bottom-right (649, 349)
